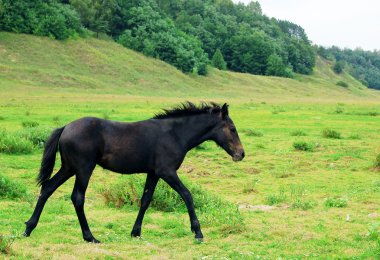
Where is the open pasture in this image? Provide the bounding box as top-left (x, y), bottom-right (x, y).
top-left (0, 89), bottom-right (379, 259)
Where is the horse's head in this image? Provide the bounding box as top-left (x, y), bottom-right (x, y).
top-left (211, 103), bottom-right (245, 162)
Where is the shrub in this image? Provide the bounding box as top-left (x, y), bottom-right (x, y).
top-left (290, 130), bottom-right (307, 136)
top-left (242, 129), bottom-right (263, 137)
top-left (333, 61), bottom-right (344, 74)
top-left (0, 173), bottom-right (27, 199)
top-left (324, 196), bottom-right (348, 208)
top-left (322, 128), bottom-right (341, 139)
top-left (336, 80), bottom-right (349, 88)
top-left (291, 199), bottom-right (316, 210)
top-left (293, 141), bottom-right (315, 152)
top-left (0, 129), bottom-right (33, 154)
top-left (334, 106), bottom-right (344, 114)
top-left (22, 121), bottom-right (39, 128)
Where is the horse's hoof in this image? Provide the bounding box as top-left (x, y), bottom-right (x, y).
top-left (84, 237), bottom-right (101, 244)
top-left (130, 230), bottom-right (141, 238)
top-left (195, 237), bottom-right (203, 243)
top-left (23, 232), bottom-right (30, 237)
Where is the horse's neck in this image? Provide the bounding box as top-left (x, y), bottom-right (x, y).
top-left (171, 115), bottom-right (216, 151)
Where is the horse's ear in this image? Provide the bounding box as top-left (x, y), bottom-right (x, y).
top-left (221, 103), bottom-right (229, 118)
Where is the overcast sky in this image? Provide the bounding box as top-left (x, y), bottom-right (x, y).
top-left (232, 0), bottom-right (380, 51)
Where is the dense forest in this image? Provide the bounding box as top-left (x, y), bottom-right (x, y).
top-left (0, 0), bottom-right (379, 89)
top-left (317, 46), bottom-right (380, 90)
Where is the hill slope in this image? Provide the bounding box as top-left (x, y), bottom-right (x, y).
top-left (0, 32), bottom-right (379, 102)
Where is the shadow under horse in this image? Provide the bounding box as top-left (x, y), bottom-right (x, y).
top-left (24, 102), bottom-right (245, 242)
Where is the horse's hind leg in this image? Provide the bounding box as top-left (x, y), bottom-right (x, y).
top-left (71, 164), bottom-right (98, 243)
top-left (24, 167), bottom-right (73, 237)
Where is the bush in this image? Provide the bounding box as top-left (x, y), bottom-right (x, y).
top-left (0, 129), bottom-right (33, 154)
top-left (322, 128), bottom-right (342, 139)
top-left (99, 175), bottom-right (244, 231)
top-left (293, 141), bottom-right (315, 152)
top-left (290, 130), bottom-right (307, 136)
top-left (22, 121), bottom-right (39, 128)
top-left (337, 81), bottom-right (349, 88)
top-left (324, 196), bottom-right (348, 208)
top-left (242, 129), bottom-right (263, 137)
top-left (0, 173), bottom-right (27, 199)
top-left (333, 61), bottom-right (344, 74)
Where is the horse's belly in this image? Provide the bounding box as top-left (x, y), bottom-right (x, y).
top-left (98, 153), bottom-right (151, 174)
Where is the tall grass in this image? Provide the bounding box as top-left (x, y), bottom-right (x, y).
top-left (322, 128), bottom-right (342, 139)
top-left (0, 173), bottom-right (27, 199)
top-left (99, 175), bottom-right (244, 234)
top-left (0, 129), bottom-right (33, 154)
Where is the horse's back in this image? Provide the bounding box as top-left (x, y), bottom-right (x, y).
top-left (59, 117), bottom-right (161, 173)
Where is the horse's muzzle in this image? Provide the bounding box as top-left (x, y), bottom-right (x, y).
top-left (232, 150), bottom-right (245, 161)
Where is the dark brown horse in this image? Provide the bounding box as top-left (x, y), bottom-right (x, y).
top-left (24, 102), bottom-right (245, 242)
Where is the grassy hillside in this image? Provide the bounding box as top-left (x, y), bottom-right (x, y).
top-left (0, 32), bottom-right (379, 101)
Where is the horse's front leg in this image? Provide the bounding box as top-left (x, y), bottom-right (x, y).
top-left (159, 171), bottom-right (203, 241)
top-left (131, 173), bottom-right (159, 237)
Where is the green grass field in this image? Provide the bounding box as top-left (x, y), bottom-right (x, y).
top-left (1, 32), bottom-right (380, 259)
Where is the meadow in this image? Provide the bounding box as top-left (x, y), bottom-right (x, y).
top-left (1, 33), bottom-right (380, 259)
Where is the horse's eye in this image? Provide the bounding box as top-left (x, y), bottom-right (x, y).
top-left (230, 128), bottom-right (236, 133)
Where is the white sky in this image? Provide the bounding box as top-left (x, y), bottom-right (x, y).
top-left (233, 0), bottom-right (380, 51)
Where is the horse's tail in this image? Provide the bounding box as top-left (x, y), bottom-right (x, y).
top-left (37, 127), bottom-right (65, 186)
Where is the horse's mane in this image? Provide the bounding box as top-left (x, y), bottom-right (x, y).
top-left (153, 102), bottom-right (221, 119)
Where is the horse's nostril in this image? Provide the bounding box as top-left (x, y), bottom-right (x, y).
top-left (241, 151), bottom-right (245, 158)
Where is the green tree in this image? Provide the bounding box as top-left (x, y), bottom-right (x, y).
top-left (333, 60), bottom-right (344, 74)
top-left (212, 48), bottom-right (227, 70)
top-left (70, 0), bottom-right (115, 38)
top-left (224, 30), bottom-right (275, 74)
top-left (266, 54), bottom-right (292, 77)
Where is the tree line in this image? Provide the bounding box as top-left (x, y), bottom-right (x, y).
top-left (318, 46), bottom-right (380, 90)
top-left (1, 0), bottom-right (379, 90)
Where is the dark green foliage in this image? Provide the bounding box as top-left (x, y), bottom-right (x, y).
top-left (224, 30), bottom-right (275, 74)
top-left (322, 128), bottom-right (341, 139)
top-left (266, 54), bottom-right (293, 77)
top-left (293, 141), bottom-right (315, 152)
top-left (333, 61), bottom-right (344, 74)
top-left (212, 48), bottom-right (227, 70)
top-left (318, 46), bottom-right (380, 90)
top-left (0, 173), bottom-right (27, 199)
top-left (70, 0), bottom-right (116, 38)
top-left (0, 0), bottom-right (83, 40)
top-left (116, 2), bottom-right (208, 74)
top-left (337, 80), bottom-right (349, 88)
